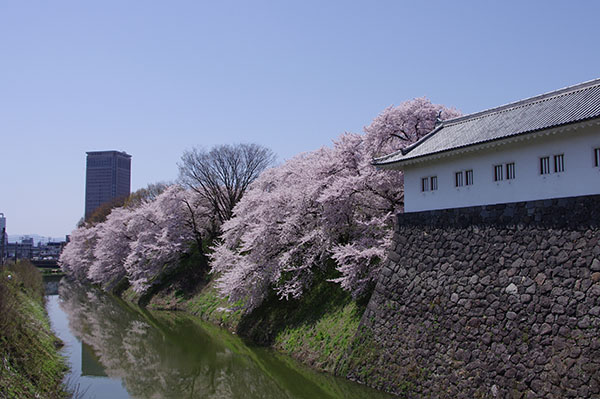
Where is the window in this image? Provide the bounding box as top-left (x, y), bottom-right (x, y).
top-left (465, 170), bottom-right (473, 185)
top-left (540, 156), bottom-right (550, 175)
top-left (595, 148), bottom-right (600, 167)
top-left (554, 154), bottom-right (564, 173)
top-left (494, 162), bottom-right (515, 181)
top-left (506, 163), bottom-right (515, 180)
top-left (540, 154), bottom-right (565, 175)
top-left (421, 176), bottom-right (437, 191)
top-left (455, 170), bottom-right (472, 187)
top-left (455, 171), bottom-right (463, 187)
top-left (494, 165), bottom-right (503, 181)
top-left (430, 176), bottom-right (438, 191)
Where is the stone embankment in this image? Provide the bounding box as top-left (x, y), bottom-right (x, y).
top-left (343, 195), bottom-right (600, 398)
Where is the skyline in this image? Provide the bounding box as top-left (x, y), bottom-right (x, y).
top-left (2, 1), bottom-right (599, 237)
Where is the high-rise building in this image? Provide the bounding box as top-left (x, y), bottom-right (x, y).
top-left (0, 213), bottom-right (6, 264)
top-left (85, 151), bottom-right (131, 219)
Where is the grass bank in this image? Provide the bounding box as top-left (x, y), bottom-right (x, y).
top-left (0, 261), bottom-right (69, 399)
top-left (145, 264), bottom-right (368, 376)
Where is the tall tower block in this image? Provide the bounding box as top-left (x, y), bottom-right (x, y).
top-left (85, 151), bottom-right (131, 219)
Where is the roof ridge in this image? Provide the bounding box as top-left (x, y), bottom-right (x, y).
top-left (373, 77), bottom-right (600, 167)
top-left (442, 78), bottom-right (600, 126)
top-left (373, 123), bottom-right (446, 162)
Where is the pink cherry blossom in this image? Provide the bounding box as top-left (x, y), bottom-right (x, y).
top-left (211, 98), bottom-right (459, 308)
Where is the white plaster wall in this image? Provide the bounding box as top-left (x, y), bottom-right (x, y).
top-left (403, 125), bottom-right (600, 213)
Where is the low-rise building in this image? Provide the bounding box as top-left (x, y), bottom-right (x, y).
top-left (374, 78), bottom-right (600, 212)
top-left (6, 237), bottom-right (34, 260)
top-left (6, 237), bottom-right (66, 261)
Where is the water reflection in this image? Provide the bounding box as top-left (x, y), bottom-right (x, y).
top-left (54, 279), bottom-right (389, 399)
top-left (44, 274), bottom-right (61, 295)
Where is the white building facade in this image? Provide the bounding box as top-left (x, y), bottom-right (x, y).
top-left (375, 79), bottom-right (600, 213)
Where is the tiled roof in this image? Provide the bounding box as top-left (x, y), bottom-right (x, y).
top-left (374, 78), bottom-right (600, 166)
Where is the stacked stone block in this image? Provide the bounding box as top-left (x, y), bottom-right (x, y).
top-left (346, 195), bottom-right (600, 398)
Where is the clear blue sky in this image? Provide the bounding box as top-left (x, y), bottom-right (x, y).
top-left (1, 0), bottom-right (599, 238)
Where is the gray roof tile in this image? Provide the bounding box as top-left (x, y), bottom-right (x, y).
top-left (374, 78), bottom-right (600, 166)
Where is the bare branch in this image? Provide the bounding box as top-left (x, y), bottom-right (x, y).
top-left (177, 143), bottom-right (276, 236)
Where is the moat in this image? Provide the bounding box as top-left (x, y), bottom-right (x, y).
top-left (45, 278), bottom-right (390, 399)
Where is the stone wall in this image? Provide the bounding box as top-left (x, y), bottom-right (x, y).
top-left (343, 195), bottom-right (600, 398)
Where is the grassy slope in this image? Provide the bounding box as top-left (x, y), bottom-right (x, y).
top-left (184, 278), bottom-right (244, 330)
top-left (273, 296), bottom-right (363, 373)
top-left (0, 262), bottom-right (69, 399)
top-left (182, 269), bottom-right (367, 375)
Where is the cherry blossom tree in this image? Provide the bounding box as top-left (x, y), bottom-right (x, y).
top-left (59, 224), bottom-right (100, 281)
top-left (364, 97), bottom-right (459, 157)
top-left (123, 185), bottom-right (210, 293)
top-left (87, 207), bottom-right (135, 288)
top-left (211, 98), bottom-right (460, 308)
top-left (62, 185), bottom-right (211, 294)
top-left (211, 148), bottom-right (335, 308)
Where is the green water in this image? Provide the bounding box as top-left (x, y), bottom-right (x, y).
top-left (46, 279), bottom-right (391, 399)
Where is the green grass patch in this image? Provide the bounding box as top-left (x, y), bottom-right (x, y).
top-left (274, 298), bottom-right (362, 373)
top-left (0, 261), bottom-right (69, 399)
top-left (121, 285), bottom-right (141, 304)
top-left (185, 277), bottom-right (244, 330)
top-left (235, 269), bottom-right (369, 374)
